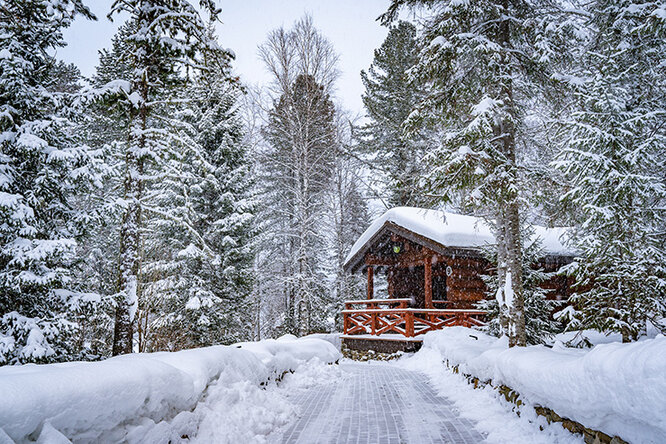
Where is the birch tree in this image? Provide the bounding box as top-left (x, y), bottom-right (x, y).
top-left (258, 16), bottom-right (340, 336)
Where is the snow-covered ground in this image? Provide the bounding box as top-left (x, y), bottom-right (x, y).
top-left (2, 329), bottom-right (661, 443)
top-left (416, 327), bottom-right (666, 444)
top-left (0, 336), bottom-right (340, 443)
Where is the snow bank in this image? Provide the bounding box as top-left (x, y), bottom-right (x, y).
top-left (420, 327), bottom-right (666, 444)
top-left (345, 207), bottom-right (574, 265)
top-left (302, 333), bottom-right (342, 350)
top-left (233, 335), bottom-right (340, 373)
top-left (0, 336), bottom-right (340, 443)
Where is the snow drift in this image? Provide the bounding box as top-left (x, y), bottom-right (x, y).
top-left (420, 327), bottom-right (666, 444)
top-left (0, 336), bottom-right (340, 443)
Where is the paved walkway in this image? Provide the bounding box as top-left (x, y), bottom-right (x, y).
top-left (280, 363), bottom-right (485, 444)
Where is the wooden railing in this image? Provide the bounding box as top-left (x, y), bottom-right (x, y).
top-left (342, 306), bottom-right (486, 338)
top-left (344, 298), bottom-right (411, 310)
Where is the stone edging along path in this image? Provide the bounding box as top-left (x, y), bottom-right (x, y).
top-left (444, 360), bottom-right (629, 444)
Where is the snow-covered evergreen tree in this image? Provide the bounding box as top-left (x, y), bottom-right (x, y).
top-left (555, 0), bottom-right (666, 341)
top-left (145, 58), bottom-right (256, 350)
top-left (67, 22), bottom-right (138, 358)
top-left (106, 0), bottom-right (228, 354)
top-left (357, 21), bottom-right (427, 207)
top-left (0, 0), bottom-right (101, 364)
top-left (382, 0), bottom-right (577, 346)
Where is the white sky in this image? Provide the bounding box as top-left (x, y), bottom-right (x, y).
top-left (59, 0), bottom-right (391, 116)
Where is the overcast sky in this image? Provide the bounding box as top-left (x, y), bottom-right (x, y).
top-left (59, 0), bottom-right (392, 116)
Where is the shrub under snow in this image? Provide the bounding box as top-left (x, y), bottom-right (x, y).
top-left (420, 327), bottom-right (666, 444)
top-left (0, 336), bottom-right (340, 443)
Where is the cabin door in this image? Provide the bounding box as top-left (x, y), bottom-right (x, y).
top-left (433, 274), bottom-right (447, 301)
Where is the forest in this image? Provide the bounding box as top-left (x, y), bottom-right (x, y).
top-left (0, 0), bottom-right (664, 366)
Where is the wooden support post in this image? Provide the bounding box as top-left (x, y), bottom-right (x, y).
top-left (387, 267), bottom-right (394, 298)
top-left (367, 266), bottom-right (374, 300)
top-left (405, 311), bottom-right (414, 337)
top-left (424, 256), bottom-right (433, 309)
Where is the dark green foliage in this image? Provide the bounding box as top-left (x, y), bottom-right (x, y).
top-left (358, 21), bottom-right (427, 207)
top-left (0, 0), bottom-right (100, 364)
top-left (147, 65), bottom-right (256, 349)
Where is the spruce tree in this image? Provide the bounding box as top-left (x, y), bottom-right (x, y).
top-left (555, 0), bottom-right (666, 341)
top-left (478, 235), bottom-right (564, 345)
top-left (146, 59), bottom-right (256, 349)
top-left (0, 0), bottom-right (99, 364)
top-left (107, 0), bottom-right (226, 354)
top-left (358, 21), bottom-right (427, 207)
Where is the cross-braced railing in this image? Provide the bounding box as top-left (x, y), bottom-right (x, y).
top-left (342, 302), bottom-right (485, 338)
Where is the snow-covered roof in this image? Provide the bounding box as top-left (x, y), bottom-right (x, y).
top-left (344, 207), bottom-right (574, 269)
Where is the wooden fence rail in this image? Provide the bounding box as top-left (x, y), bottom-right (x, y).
top-left (344, 298), bottom-right (411, 310)
top-left (342, 307), bottom-right (486, 338)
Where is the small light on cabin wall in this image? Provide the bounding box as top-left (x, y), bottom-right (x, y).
top-left (393, 244), bottom-right (401, 254)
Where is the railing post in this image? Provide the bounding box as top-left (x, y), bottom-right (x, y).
top-left (424, 256), bottom-right (433, 309)
top-left (343, 312), bottom-right (348, 334)
top-left (371, 311), bottom-right (376, 335)
top-left (405, 311), bottom-right (414, 337)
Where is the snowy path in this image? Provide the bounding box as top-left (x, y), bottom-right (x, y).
top-left (279, 362), bottom-right (485, 444)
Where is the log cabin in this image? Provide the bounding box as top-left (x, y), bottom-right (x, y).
top-left (341, 207), bottom-right (575, 353)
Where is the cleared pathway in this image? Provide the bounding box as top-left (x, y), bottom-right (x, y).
top-left (280, 362), bottom-right (486, 444)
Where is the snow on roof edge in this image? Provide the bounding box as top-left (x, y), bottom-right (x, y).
top-left (344, 207), bottom-right (575, 268)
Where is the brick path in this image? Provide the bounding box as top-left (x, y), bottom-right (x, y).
top-left (280, 362), bottom-right (486, 444)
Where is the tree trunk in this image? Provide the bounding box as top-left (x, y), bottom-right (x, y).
top-left (498, 2), bottom-right (526, 347)
top-left (112, 71), bottom-right (147, 356)
top-left (495, 206), bottom-right (509, 335)
top-left (505, 199), bottom-right (526, 347)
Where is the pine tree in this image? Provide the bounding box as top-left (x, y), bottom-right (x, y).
top-left (555, 0), bottom-right (666, 341)
top-left (107, 0), bottom-right (227, 355)
top-left (0, 0), bottom-right (99, 364)
top-left (381, 0), bottom-right (578, 346)
top-left (358, 21), bottom-right (427, 207)
top-left (262, 73), bottom-right (337, 335)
